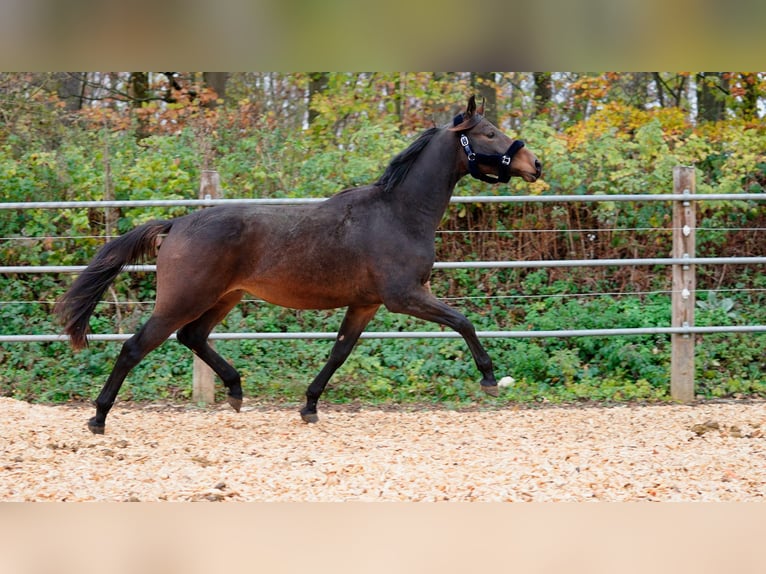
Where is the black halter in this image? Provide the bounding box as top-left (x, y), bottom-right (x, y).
top-left (453, 113), bottom-right (525, 184)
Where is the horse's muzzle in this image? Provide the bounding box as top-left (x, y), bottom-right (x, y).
top-left (522, 160), bottom-right (542, 182)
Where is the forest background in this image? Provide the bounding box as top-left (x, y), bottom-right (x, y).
top-left (0, 72), bottom-right (764, 406)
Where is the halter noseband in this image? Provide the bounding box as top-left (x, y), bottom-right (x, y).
top-left (453, 112), bottom-right (525, 184)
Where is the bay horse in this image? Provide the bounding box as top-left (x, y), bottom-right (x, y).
top-left (55, 96), bottom-right (541, 434)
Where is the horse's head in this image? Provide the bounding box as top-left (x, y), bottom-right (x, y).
top-left (449, 95), bottom-right (542, 184)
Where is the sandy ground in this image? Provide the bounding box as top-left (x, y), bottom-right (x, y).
top-left (1, 397), bottom-right (765, 502)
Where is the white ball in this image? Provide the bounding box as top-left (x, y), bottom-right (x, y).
top-left (498, 376), bottom-right (515, 388)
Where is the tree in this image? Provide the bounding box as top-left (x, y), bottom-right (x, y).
top-left (56, 73), bottom-right (87, 113)
top-left (652, 72), bottom-right (688, 109)
top-left (533, 72), bottom-right (552, 117)
top-left (202, 72), bottom-right (228, 107)
top-left (735, 72), bottom-right (759, 121)
top-left (127, 72), bottom-right (150, 139)
top-left (614, 72), bottom-right (653, 109)
top-left (471, 73), bottom-right (497, 125)
top-left (696, 72), bottom-right (728, 122)
top-left (308, 72), bottom-right (329, 126)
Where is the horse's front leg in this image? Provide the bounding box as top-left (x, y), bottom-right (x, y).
top-left (383, 286), bottom-right (498, 396)
top-left (301, 304), bottom-right (380, 423)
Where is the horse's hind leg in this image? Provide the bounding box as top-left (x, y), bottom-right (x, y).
top-left (176, 290), bottom-right (245, 411)
top-left (89, 315), bottom-right (181, 434)
top-left (301, 304), bottom-right (380, 423)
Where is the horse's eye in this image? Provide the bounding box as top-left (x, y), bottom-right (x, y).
top-left (488, 131), bottom-right (495, 138)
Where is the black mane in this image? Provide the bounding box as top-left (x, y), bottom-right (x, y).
top-left (375, 127), bottom-right (440, 193)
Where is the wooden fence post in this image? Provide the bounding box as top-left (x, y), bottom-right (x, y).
top-left (192, 170), bottom-right (221, 405)
top-left (671, 166), bottom-right (696, 402)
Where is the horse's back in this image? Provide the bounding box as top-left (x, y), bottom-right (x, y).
top-left (153, 192), bottom-right (392, 309)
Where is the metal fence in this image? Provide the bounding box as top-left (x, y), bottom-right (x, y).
top-left (1, 176), bottom-right (765, 399)
top-left (2, 195), bottom-right (765, 343)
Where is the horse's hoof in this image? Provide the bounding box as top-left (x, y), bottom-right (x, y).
top-left (481, 383), bottom-right (499, 397)
top-left (227, 396), bottom-right (242, 412)
top-left (87, 418), bottom-right (105, 435)
top-left (300, 411), bottom-right (319, 424)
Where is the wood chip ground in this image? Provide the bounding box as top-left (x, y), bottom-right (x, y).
top-left (1, 397), bottom-right (764, 501)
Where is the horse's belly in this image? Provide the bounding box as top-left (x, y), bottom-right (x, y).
top-left (243, 276), bottom-right (379, 310)
top-left (252, 288), bottom-right (347, 310)
top-left (236, 237), bottom-right (383, 309)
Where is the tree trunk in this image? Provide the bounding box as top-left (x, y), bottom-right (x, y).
top-left (654, 73), bottom-right (688, 109)
top-left (739, 73), bottom-right (758, 121)
top-left (471, 73), bottom-right (497, 125)
top-left (308, 72), bottom-right (329, 126)
top-left (56, 72), bottom-right (87, 113)
top-left (394, 73), bottom-right (403, 127)
top-left (626, 72), bottom-right (652, 109)
top-left (533, 72), bottom-right (552, 116)
top-left (128, 72), bottom-right (149, 105)
top-left (128, 72), bottom-right (150, 140)
top-left (697, 72), bottom-right (728, 122)
top-left (202, 72), bottom-right (228, 107)
top-left (653, 72), bottom-right (665, 107)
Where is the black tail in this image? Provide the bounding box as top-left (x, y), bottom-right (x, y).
top-left (55, 219), bottom-right (174, 350)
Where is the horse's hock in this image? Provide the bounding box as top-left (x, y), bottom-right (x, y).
top-left (2, 397), bottom-right (764, 502)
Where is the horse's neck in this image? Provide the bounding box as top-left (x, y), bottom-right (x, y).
top-left (392, 132), bottom-right (462, 233)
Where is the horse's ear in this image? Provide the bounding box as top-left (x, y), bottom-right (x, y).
top-left (466, 95), bottom-right (477, 118)
top-left (448, 95), bottom-right (483, 131)
top-left (476, 96), bottom-right (485, 116)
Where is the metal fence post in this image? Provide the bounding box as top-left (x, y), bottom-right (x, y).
top-left (191, 170), bottom-right (221, 405)
top-left (671, 166), bottom-right (696, 402)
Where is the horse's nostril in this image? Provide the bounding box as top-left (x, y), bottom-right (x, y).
top-left (535, 159), bottom-right (542, 174)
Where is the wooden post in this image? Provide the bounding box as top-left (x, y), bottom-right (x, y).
top-left (192, 170), bottom-right (221, 405)
top-left (671, 166), bottom-right (696, 402)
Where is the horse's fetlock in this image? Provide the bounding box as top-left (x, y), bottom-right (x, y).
top-left (94, 398), bottom-right (114, 412)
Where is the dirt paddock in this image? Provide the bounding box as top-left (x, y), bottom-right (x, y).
top-left (1, 397), bottom-right (764, 502)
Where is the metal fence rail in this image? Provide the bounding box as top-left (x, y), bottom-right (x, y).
top-left (4, 256), bottom-right (766, 275)
top-left (2, 325), bottom-right (765, 344)
top-left (0, 192), bottom-right (763, 211)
